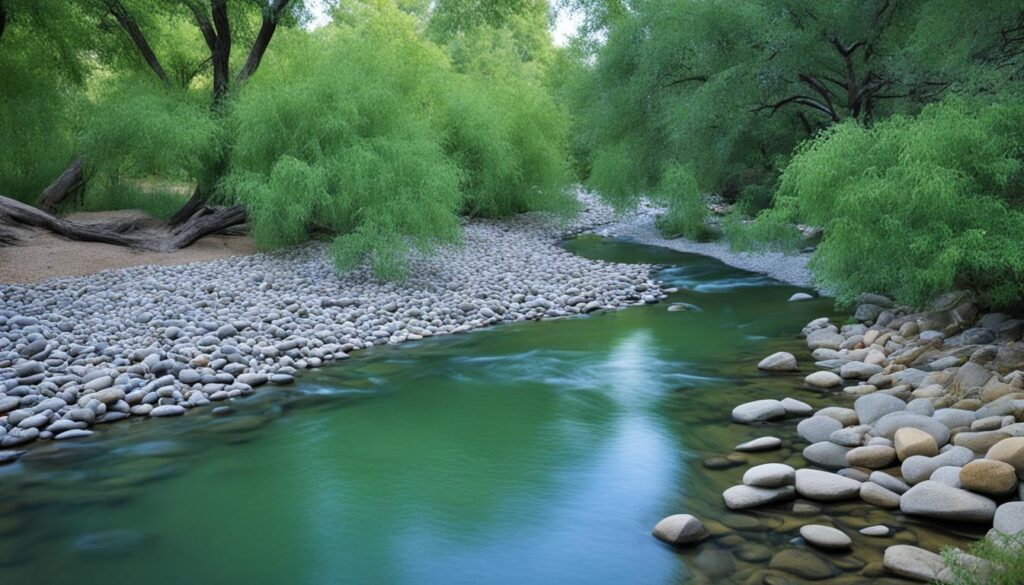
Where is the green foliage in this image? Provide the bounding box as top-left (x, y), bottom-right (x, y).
top-left (75, 179), bottom-right (190, 220)
top-left (78, 79), bottom-right (221, 184)
top-left (0, 0), bottom-right (88, 202)
top-left (570, 0), bottom-right (1024, 221)
top-left (652, 166), bottom-right (711, 240)
top-left (942, 531), bottom-right (1024, 585)
top-left (761, 95), bottom-right (1024, 307)
top-left (224, 10), bottom-right (464, 280)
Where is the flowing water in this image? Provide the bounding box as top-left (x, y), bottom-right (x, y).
top-left (0, 237), bottom-right (979, 584)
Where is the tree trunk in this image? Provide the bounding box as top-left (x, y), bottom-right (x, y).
top-left (0, 194), bottom-right (246, 251)
top-left (36, 156), bottom-right (85, 212)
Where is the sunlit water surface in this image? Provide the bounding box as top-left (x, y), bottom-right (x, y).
top-left (0, 237), bottom-right (976, 584)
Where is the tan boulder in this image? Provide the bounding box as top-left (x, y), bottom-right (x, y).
top-left (986, 437), bottom-right (1024, 478)
top-left (960, 459), bottom-right (1018, 496)
top-left (895, 427), bottom-right (939, 461)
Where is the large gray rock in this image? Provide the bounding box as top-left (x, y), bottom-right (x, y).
top-left (860, 481), bottom-right (901, 508)
top-left (993, 501), bottom-right (1024, 535)
top-left (807, 329), bottom-right (845, 351)
top-left (934, 408), bottom-right (976, 430)
top-left (841, 361), bottom-right (884, 379)
top-left (722, 485), bottom-right (795, 510)
top-left (652, 514), bottom-right (708, 546)
top-left (742, 463), bottom-right (795, 488)
top-left (873, 413), bottom-right (951, 446)
top-left (883, 545), bottom-right (950, 583)
top-left (799, 524), bottom-right (852, 549)
top-left (951, 361), bottom-right (993, 392)
top-left (855, 393), bottom-right (907, 425)
top-left (757, 352), bottom-right (797, 372)
top-left (900, 481), bottom-right (997, 523)
top-left (795, 468), bottom-right (861, 502)
top-left (731, 400), bottom-right (786, 424)
top-left (797, 416), bottom-right (842, 443)
top-left (803, 442), bottom-right (853, 469)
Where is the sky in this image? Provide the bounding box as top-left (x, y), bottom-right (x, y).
top-left (305, 1), bottom-right (583, 46)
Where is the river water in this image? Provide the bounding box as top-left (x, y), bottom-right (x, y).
top-left (0, 237), bottom-right (977, 584)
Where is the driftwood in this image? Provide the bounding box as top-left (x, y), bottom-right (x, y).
top-left (0, 194), bottom-right (246, 251)
top-left (36, 156), bottom-right (85, 212)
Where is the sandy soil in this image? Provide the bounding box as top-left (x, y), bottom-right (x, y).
top-left (0, 210), bottom-right (256, 284)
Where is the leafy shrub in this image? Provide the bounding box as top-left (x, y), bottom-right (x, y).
top-left (224, 12), bottom-right (464, 280)
top-left (78, 79), bottom-right (221, 186)
top-left (752, 95), bottom-right (1024, 307)
top-left (652, 166), bottom-right (712, 240)
top-left (942, 531), bottom-right (1024, 585)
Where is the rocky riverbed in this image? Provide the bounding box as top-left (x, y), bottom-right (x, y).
top-left (0, 200), bottom-right (664, 453)
top-left (657, 289), bottom-right (1024, 583)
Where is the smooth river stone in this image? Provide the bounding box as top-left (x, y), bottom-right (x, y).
top-left (805, 371), bottom-right (843, 389)
top-left (846, 445), bottom-right (897, 469)
top-left (652, 514), bottom-right (708, 546)
top-left (149, 405), bottom-right (185, 418)
top-left (901, 446), bottom-right (975, 485)
top-left (884, 545), bottom-right (948, 583)
top-left (869, 471), bottom-right (910, 494)
top-left (731, 400), bottom-right (786, 424)
top-left (780, 397), bottom-right (813, 416)
top-left (803, 442), bottom-right (852, 469)
top-left (960, 459), bottom-right (1019, 496)
top-left (722, 485), bottom-right (795, 510)
top-left (734, 437), bottom-right (782, 452)
top-left (895, 427), bottom-right (939, 460)
top-left (758, 352), bottom-right (797, 371)
top-left (854, 393), bottom-right (906, 425)
top-left (993, 501), bottom-right (1024, 535)
top-left (874, 413), bottom-right (951, 446)
top-left (799, 524), bottom-right (852, 549)
top-left (798, 416), bottom-right (843, 443)
top-left (795, 469), bottom-right (861, 502)
top-left (986, 437), bottom-right (1024, 477)
top-left (743, 463), bottom-right (795, 488)
top-left (900, 481), bottom-right (997, 523)
top-left (815, 407), bottom-right (859, 427)
top-left (860, 482), bottom-right (901, 508)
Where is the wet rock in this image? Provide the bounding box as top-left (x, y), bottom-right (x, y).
top-left (758, 352), bottom-right (798, 372)
top-left (901, 481), bottom-right (997, 523)
top-left (860, 525), bottom-right (891, 537)
top-left (0, 450), bottom-right (26, 465)
top-left (735, 436), bottom-right (782, 452)
top-left (743, 463), bottom-right (795, 488)
top-left (805, 371), bottom-right (842, 389)
top-left (780, 397), bottom-right (813, 416)
top-left (788, 292), bottom-right (813, 301)
top-left (722, 485), bottom-right (795, 510)
top-left (652, 514), bottom-right (708, 546)
top-left (960, 459), bottom-right (1018, 496)
top-left (149, 405), bottom-right (185, 417)
top-left (769, 548), bottom-right (839, 580)
top-left (841, 361), bottom-right (884, 379)
top-left (731, 399), bottom-right (786, 424)
top-left (799, 524), bottom-right (852, 549)
top-left (795, 469), bottom-right (861, 501)
top-left (55, 429), bottom-right (93, 440)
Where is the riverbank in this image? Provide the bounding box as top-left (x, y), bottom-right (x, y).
top-left (672, 289), bottom-right (1024, 582)
top-left (594, 201), bottom-right (815, 288)
top-left (0, 200), bottom-right (664, 451)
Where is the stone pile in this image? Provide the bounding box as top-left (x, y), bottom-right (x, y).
top-left (0, 200), bottom-right (665, 455)
top-left (658, 289), bottom-right (1024, 583)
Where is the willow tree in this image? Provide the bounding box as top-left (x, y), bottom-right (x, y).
top-left (569, 0), bottom-right (1024, 217)
top-left (0, 0), bottom-right (315, 249)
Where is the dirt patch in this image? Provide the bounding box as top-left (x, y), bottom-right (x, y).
top-left (0, 210), bottom-right (256, 284)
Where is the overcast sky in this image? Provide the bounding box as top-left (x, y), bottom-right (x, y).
top-left (305, 1), bottom-right (583, 46)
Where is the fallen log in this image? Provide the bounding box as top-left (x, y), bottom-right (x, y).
top-left (36, 156), bottom-right (85, 212)
top-left (0, 194), bottom-right (247, 251)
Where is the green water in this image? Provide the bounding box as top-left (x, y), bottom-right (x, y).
top-left (0, 237), bottom-right (974, 584)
